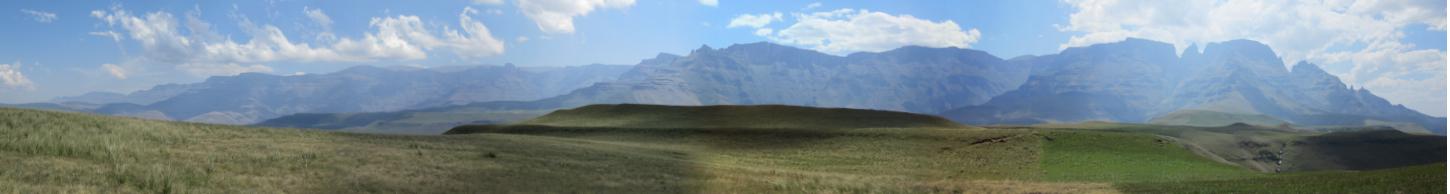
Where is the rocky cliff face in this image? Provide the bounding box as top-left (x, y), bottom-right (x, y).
top-left (472, 42), bottom-right (1032, 114)
top-left (940, 38), bottom-right (1445, 135)
top-left (940, 38), bottom-right (1181, 124)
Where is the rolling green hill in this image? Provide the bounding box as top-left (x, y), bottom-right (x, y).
top-left (2, 104), bottom-right (1443, 193)
top-left (1018, 121), bottom-right (1446, 173)
top-left (1147, 110), bottom-right (1291, 127)
top-left (512, 103), bottom-right (968, 129)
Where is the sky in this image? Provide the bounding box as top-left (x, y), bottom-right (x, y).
top-left (0, 0), bottom-right (1444, 116)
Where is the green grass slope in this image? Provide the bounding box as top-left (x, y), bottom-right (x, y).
top-left (1147, 110), bottom-right (1290, 127)
top-left (1118, 163), bottom-right (1447, 193)
top-left (0, 106), bottom-right (705, 193)
top-left (1020, 121), bottom-right (1445, 173)
top-left (513, 103), bottom-right (968, 129)
top-left (6, 103), bottom-right (1444, 193)
top-left (1284, 130), bottom-right (1446, 172)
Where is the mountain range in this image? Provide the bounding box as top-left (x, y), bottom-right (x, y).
top-left (938, 39), bottom-right (1445, 134)
top-left (15, 64), bottom-right (630, 125)
top-left (11, 38), bottom-right (1445, 135)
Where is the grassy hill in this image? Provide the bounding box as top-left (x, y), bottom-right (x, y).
top-left (1016, 121), bottom-right (1446, 173)
top-left (1147, 110), bottom-right (1290, 127)
top-left (2, 104), bottom-right (1443, 193)
top-left (513, 103), bottom-right (969, 129)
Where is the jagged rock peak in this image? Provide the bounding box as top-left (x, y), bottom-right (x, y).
top-left (697, 44), bottom-right (713, 53)
top-left (1291, 61), bottom-right (1326, 74)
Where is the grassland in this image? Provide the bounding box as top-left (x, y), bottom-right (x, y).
top-left (1, 104), bottom-right (1444, 193)
top-left (1118, 163), bottom-right (1447, 193)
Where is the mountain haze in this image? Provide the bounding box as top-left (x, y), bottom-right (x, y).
top-left (26, 64), bottom-right (631, 125)
top-left (438, 42), bottom-right (1035, 114)
top-left (940, 38), bottom-right (1445, 135)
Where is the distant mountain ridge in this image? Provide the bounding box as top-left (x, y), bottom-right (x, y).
top-left (23, 64), bottom-right (631, 125)
top-left (14, 39), bottom-right (1442, 136)
top-left (437, 42), bottom-right (1038, 114)
top-left (940, 38), bottom-right (1445, 135)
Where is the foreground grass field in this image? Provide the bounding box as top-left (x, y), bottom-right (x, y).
top-left (1, 104), bottom-right (1444, 193)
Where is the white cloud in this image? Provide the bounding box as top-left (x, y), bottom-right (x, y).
top-left (699, 0), bottom-right (718, 6)
top-left (174, 63), bottom-right (275, 77)
top-left (290, 72), bottom-right (306, 76)
top-left (516, 0), bottom-right (636, 34)
top-left (20, 9), bottom-right (56, 22)
top-left (302, 7), bottom-right (333, 30)
top-left (727, 12), bottom-right (781, 28)
top-left (753, 28), bottom-right (773, 36)
top-left (100, 64), bottom-right (129, 79)
top-left (302, 6), bottom-right (337, 43)
top-left (517, 36), bottom-right (530, 42)
top-left (803, 2), bottom-right (821, 10)
top-left (0, 61), bottom-right (36, 91)
top-left (1055, 0), bottom-right (1447, 116)
top-left (473, 0), bottom-right (505, 5)
top-left (487, 9), bottom-right (505, 15)
top-left (91, 5), bottom-right (506, 65)
top-left (770, 9), bottom-right (982, 53)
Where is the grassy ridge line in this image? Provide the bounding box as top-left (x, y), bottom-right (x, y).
top-left (253, 109), bottom-right (551, 134)
top-left (1147, 110), bottom-right (1290, 127)
top-left (515, 104), bottom-right (968, 129)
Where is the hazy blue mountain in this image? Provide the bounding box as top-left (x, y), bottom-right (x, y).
top-left (13, 64), bottom-right (630, 125)
top-left (940, 38), bottom-right (1446, 135)
top-left (48, 83), bottom-right (201, 105)
top-left (447, 42), bottom-right (1032, 113)
top-left (939, 38), bottom-right (1181, 125)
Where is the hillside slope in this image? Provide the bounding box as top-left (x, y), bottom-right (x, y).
top-left (2, 105), bottom-right (1442, 193)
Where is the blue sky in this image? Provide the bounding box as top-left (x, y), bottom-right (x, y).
top-left (0, 0), bottom-right (1445, 116)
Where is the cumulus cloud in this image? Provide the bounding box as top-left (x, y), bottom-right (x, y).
top-left (90, 5), bottom-right (506, 65)
top-left (517, 36), bottom-right (530, 42)
top-left (699, 0), bottom-right (718, 6)
top-left (769, 9), bottom-right (981, 53)
top-left (516, 0), bottom-right (636, 34)
top-left (20, 9), bottom-right (56, 22)
top-left (473, 0), bottom-right (505, 5)
top-left (1054, 0), bottom-right (1446, 115)
top-left (0, 61), bottom-right (35, 91)
top-left (174, 63), bottom-right (275, 77)
top-left (100, 64), bottom-right (129, 79)
top-left (727, 12), bottom-right (781, 28)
